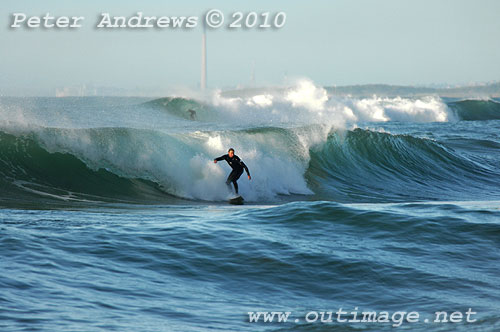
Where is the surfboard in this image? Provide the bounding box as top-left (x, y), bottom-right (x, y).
top-left (228, 196), bottom-right (244, 205)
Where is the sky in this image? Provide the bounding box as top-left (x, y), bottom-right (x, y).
top-left (1, 0), bottom-right (500, 96)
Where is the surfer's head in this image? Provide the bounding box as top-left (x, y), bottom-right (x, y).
top-left (228, 148), bottom-right (234, 157)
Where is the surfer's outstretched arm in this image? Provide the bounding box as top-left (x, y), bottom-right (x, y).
top-left (214, 154), bottom-right (227, 163)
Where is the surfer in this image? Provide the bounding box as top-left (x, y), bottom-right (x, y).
top-left (187, 109), bottom-right (197, 120)
top-left (214, 148), bottom-right (251, 195)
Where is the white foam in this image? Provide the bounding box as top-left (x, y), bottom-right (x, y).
top-left (284, 79), bottom-right (328, 111)
top-left (246, 94), bottom-right (274, 107)
top-left (345, 95), bottom-right (452, 122)
top-left (24, 126), bottom-right (315, 202)
top-left (185, 79), bottom-right (455, 129)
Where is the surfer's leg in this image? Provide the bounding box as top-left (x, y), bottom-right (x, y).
top-left (233, 180), bottom-right (239, 194)
top-left (226, 171), bottom-right (236, 193)
top-left (232, 170), bottom-right (243, 195)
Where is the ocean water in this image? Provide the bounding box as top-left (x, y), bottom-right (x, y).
top-left (1, 81), bottom-right (500, 331)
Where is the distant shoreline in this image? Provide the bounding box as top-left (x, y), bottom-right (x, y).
top-left (222, 82), bottom-right (500, 99)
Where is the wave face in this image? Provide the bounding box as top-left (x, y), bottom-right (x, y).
top-left (0, 124), bottom-right (498, 205)
top-left (144, 97), bottom-right (207, 121)
top-left (448, 99), bottom-right (500, 121)
top-left (0, 131), bottom-right (172, 205)
top-left (307, 128), bottom-right (500, 202)
top-left (1, 81), bottom-right (499, 206)
top-left (0, 126), bottom-right (315, 204)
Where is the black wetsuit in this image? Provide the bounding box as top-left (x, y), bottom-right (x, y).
top-left (214, 154), bottom-right (250, 195)
top-left (188, 109), bottom-right (196, 120)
